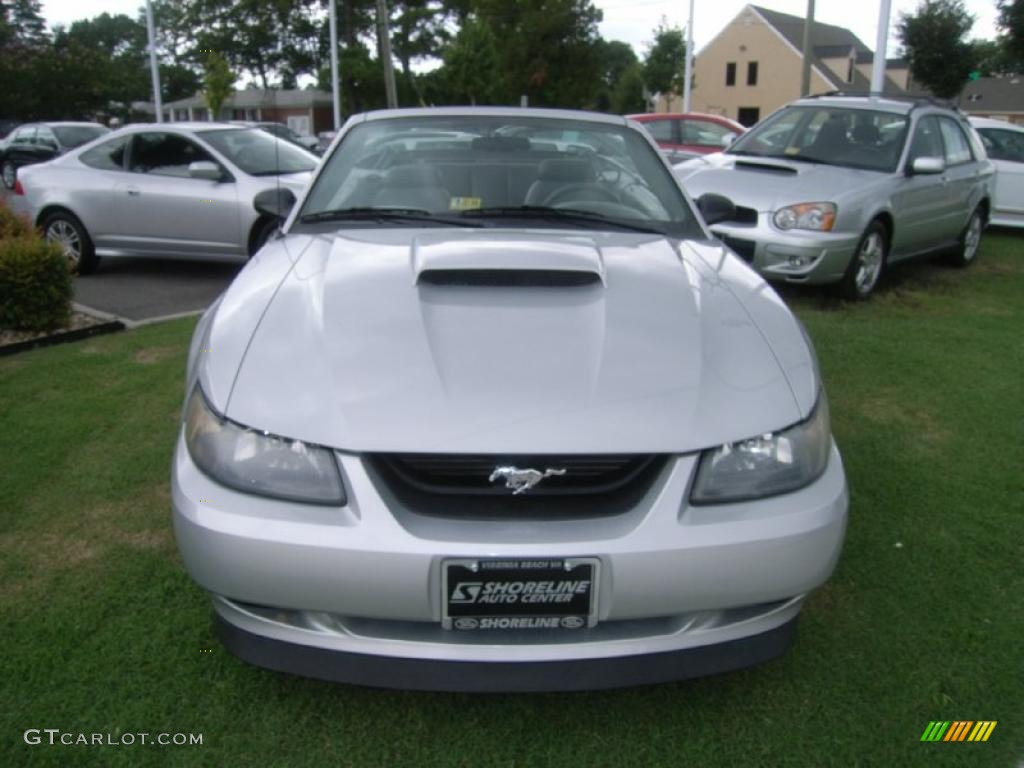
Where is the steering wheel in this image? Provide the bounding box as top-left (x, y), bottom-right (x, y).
top-left (543, 183), bottom-right (620, 207)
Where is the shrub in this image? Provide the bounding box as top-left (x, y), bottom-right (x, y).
top-left (0, 235), bottom-right (73, 331)
top-left (0, 200), bottom-right (33, 240)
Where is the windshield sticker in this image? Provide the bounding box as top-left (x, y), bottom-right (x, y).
top-left (784, 146), bottom-right (800, 155)
top-left (449, 196), bottom-right (482, 211)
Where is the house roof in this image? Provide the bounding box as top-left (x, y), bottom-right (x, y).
top-left (750, 5), bottom-right (906, 93)
top-left (959, 76), bottom-right (1024, 113)
top-left (163, 89), bottom-right (334, 111)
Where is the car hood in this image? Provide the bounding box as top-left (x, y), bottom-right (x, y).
top-left (205, 228), bottom-right (817, 454)
top-left (676, 152), bottom-right (880, 211)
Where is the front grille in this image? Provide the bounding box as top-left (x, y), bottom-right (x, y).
top-left (366, 453), bottom-right (667, 518)
top-left (719, 235), bottom-right (757, 263)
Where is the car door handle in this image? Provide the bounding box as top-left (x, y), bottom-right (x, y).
top-left (126, 186), bottom-right (141, 196)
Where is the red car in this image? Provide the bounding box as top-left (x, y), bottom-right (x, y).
top-left (628, 113), bottom-right (746, 162)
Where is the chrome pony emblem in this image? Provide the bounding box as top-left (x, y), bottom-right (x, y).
top-left (488, 466), bottom-right (567, 494)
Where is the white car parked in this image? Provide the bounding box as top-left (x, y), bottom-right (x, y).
top-left (971, 116), bottom-right (1024, 228)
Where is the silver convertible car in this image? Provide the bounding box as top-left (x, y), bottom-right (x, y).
top-left (676, 95), bottom-right (994, 299)
top-left (172, 107), bottom-right (849, 691)
top-left (9, 122), bottom-right (317, 273)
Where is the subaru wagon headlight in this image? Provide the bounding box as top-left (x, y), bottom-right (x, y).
top-left (773, 202), bottom-right (836, 232)
top-left (690, 393), bottom-right (831, 504)
top-left (184, 387), bottom-right (345, 505)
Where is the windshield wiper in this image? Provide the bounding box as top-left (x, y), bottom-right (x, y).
top-left (458, 206), bottom-right (667, 235)
top-left (298, 207), bottom-right (483, 227)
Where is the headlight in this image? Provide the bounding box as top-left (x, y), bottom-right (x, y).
top-left (690, 393), bottom-right (831, 504)
top-left (184, 387), bottom-right (346, 506)
top-left (773, 202), bottom-right (836, 231)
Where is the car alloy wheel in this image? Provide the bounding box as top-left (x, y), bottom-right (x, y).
top-left (842, 222), bottom-right (887, 300)
top-left (45, 219), bottom-right (83, 268)
top-left (962, 210), bottom-right (982, 264)
top-left (1, 161), bottom-right (14, 190)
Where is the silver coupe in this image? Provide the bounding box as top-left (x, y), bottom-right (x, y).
top-left (171, 107), bottom-right (848, 691)
top-left (10, 122), bottom-right (318, 274)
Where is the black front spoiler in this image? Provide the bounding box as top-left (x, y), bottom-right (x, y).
top-left (216, 613), bottom-right (798, 692)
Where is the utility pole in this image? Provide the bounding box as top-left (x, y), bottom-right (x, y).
top-left (329, 0), bottom-right (341, 128)
top-left (145, 0), bottom-right (163, 122)
top-left (683, 0), bottom-right (694, 112)
top-left (800, 0), bottom-right (815, 97)
top-left (871, 0), bottom-right (893, 94)
top-left (375, 0), bottom-right (398, 109)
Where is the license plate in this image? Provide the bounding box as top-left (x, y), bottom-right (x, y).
top-left (442, 558), bottom-right (599, 631)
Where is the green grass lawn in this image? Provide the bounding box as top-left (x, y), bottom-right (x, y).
top-left (2, 234), bottom-right (1022, 767)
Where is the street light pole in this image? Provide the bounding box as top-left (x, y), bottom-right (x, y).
top-left (683, 0), bottom-right (694, 112)
top-left (800, 0), bottom-right (815, 97)
top-left (871, 0), bottom-right (893, 94)
top-left (329, 0), bottom-right (341, 129)
top-left (145, 0), bottom-right (163, 122)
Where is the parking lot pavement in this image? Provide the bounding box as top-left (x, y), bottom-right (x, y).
top-left (74, 258), bottom-right (241, 324)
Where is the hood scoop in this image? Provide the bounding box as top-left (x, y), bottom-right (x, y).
top-left (735, 160), bottom-right (798, 174)
top-left (412, 233), bottom-right (605, 287)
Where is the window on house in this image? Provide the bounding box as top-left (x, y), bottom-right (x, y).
top-left (726, 62), bottom-right (736, 86)
top-left (747, 62), bottom-right (758, 86)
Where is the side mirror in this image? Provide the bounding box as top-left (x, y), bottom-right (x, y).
top-left (254, 187), bottom-right (297, 222)
top-left (697, 193), bottom-right (737, 227)
top-left (188, 160), bottom-right (224, 181)
top-left (909, 156), bottom-right (945, 175)
top-left (720, 132), bottom-right (738, 148)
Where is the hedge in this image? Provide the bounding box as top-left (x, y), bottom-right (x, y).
top-left (0, 201), bottom-right (33, 240)
top-left (0, 234), bottom-right (73, 332)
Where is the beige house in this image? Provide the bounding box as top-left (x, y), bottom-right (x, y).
top-left (669, 5), bottom-right (910, 126)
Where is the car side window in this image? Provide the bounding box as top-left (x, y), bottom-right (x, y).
top-left (80, 135), bottom-right (130, 171)
top-left (978, 128), bottom-right (1024, 163)
top-left (13, 126), bottom-right (35, 144)
top-left (938, 118), bottom-right (973, 166)
top-left (643, 120), bottom-right (674, 143)
top-left (128, 132), bottom-right (216, 178)
top-left (907, 116), bottom-right (943, 164)
top-left (36, 127), bottom-right (58, 149)
top-left (681, 120), bottom-right (734, 147)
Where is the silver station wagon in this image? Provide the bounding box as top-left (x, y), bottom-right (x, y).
top-left (676, 95), bottom-right (994, 299)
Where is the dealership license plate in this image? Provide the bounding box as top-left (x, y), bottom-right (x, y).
top-left (442, 558), bottom-right (599, 631)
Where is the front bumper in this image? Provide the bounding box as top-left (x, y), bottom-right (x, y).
top-left (711, 217), bottom-right (861, 285)
top-left (171, 432), bottom-right (848, 689)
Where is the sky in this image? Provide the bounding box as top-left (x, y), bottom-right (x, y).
top-left (40, 0), bottom-right (1002, 60)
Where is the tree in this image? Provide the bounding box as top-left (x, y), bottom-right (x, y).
top-left (643, 20), bottom-right (685, 97)
top-left (441, 15), bottom-right (502, 105)
top-left (610, 63), bottom-right (646, 114)
top-left (472, 0), bottom-right (605, 108)
top-left (897, 0), bottom-right (975, 99)
top-left (997, 0), bottom-right (1024, 68)
top-left (203, 52), bottom-right (235, 118)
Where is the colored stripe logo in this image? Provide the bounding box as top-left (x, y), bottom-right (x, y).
top-left (921, 721), bottom-right (997, 742)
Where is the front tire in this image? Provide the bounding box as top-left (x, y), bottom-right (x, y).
top-left (1, 160), bottom-right (15, 190)
top-left (840, 220), bottom-right (888, 301)
top-left (42, 211), bottom-right (98, 275)
top-left (949, 206), bottom-right (984, 268)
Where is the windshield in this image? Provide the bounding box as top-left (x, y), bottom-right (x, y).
top-left (53, 125), bottom-right (108, 148)
top-left (197, 128), bottom-right (316, 176)
top-left (728, 106), bottom-right (909, 172)
top-left (298, 115), bottom-right (701, 237)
